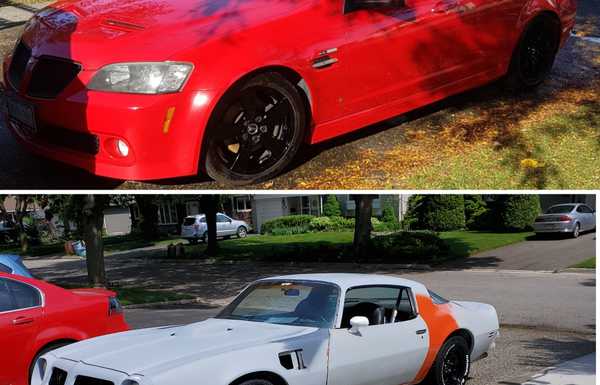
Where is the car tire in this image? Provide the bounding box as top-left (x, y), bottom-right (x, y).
top-left (504, 14), bottom-right (561, 92)
top-left (572, 223), bottom-right (581, 238)
top-left (29, 342), bottom-right (73, 385)
top-left (237, 226), bottom-right (248, 239)
top-left (426, 336), bottom-right (470, 385)
top-left (205, 72), bottom-right (308, 185)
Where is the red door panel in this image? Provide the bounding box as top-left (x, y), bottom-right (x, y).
top-left (0, 307), bottom-right (42, 385)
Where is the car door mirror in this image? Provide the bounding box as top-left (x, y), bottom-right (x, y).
top-left (346, 0), bottom-right (405, 12)
top-left (349, 316), bottom-right (370, 333)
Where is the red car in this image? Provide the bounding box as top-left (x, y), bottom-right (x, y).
top-left (0, 273), bottom-right (129, 385)
top-left (1, 0), bottom-right (576, 185)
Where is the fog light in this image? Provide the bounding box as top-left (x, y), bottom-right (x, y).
top-left (117, 139), bottom-right (130, 157)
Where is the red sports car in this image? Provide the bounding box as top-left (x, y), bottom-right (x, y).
top-left (0, 273), bottom-right (129, 385)
top-left (1, 0), bottom-right (576, 185)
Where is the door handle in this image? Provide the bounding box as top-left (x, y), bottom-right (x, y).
top-left (432, 0), bottom-right (458, 13)
top-left (416, 329), bottom-right (427, 335)
top-left (13, 316), bottom-right (34, 325)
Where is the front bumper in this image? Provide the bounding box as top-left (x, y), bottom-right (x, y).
top-left (2, 63), bottom-right (217, 181)
top-left (532, 221), bottom-right (575, 233)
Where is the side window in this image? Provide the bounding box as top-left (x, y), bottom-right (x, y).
top-left (6, 279), bottom-right (41, 309)
top-left (0, 279), bottom-right (16, 312)
top-left (341, 286), bottom-right (415, 328)
top-left (217, 214), bottom-right (230, 223)
top-left (579, 205), bottom-right (593, 214)
top-left (0, 263), bottom-right (13, 274)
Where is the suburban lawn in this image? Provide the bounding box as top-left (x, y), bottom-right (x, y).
top-left (184, 230), bottom-right (532, 262)
top-left (439, 231), bottom-right (534, 258)
top-left (571, 257), bottom-right (596, 269)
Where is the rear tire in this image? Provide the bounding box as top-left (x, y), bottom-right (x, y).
top-left (205, 73), bottom-right (308, 185)
top-left (426, 336), bottom-right (470, 385)
top-left (504, 14), bottom-right (561, 92)
top-left (237, 380), bottom-right (274, 385)
top-left (29, 342), bottom-right (73, 385)
top-left (572, 223), bottom-right (581, 238)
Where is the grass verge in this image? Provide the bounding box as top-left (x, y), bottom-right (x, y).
top-left (440, 231), bottom-right (534, 258)
top-left (570, 258), bottom-right (596, 269)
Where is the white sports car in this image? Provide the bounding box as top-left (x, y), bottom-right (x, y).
top-left (32, 274), bottom-right (499, 385)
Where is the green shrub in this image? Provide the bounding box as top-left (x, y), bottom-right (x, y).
top-left (402, 195), bottom-right (424, 230)
top-left (323, 195), bottom-right (342, 217)
top-left (309, 216), bottom-right (354, 232)
top-left (261, 215), bottom-right (315, 235)
top-left (381, 204), bottom-right (398, 223)
top-left (496, 195), bottom-right (541, 231)
top-left (371, 231), bottom-right (449, 261)
top-left (464, 195), bottom-right (491, 230)
top-left (419, 195), bottom-right (466, 231)
top-left (270, 226), bottom-right (311, 236)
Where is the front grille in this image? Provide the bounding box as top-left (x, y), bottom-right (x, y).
top-left (49, 368), bottom-right (68, 385)
top-left (8, 41), bottom-right (31, 90)
top-left (74, 376), bottom-right (114, 385)
top-left (38, 125), bottom-right (100, 155)
top-left (27, 56), bottom-right (81, 98)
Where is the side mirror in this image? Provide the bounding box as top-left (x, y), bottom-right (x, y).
top-left (349, 316), bottom-right (369, 333)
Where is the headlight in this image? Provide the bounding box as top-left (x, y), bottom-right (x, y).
top-left (88, 62), bottom-right (193, 94)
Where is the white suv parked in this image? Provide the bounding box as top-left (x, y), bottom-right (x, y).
top-left (181, 213), bottom-right (249, 244)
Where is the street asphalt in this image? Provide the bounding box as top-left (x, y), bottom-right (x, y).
top-left (449, 232), bottom-right (596, 271)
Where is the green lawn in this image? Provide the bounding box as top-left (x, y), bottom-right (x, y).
top-left (440, 231), bottom-right (534, 258)
top-left (185, 230), bottom-right (531, 262)
top-left (404, 104), bottom-right (600, 189)
top-left (113, 287), bottom-right (195, 306)
top-left (571, 258), bottom-right (596, 269)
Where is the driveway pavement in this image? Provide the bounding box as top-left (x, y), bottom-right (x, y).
top-left (445, 232), bottom-right (596, 271)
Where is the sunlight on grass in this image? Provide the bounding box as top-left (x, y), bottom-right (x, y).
top-left (571, 257), bottom-right (596, 269)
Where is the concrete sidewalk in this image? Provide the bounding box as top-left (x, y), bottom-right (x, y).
top-left (522, 353), bottom-right (596, 385)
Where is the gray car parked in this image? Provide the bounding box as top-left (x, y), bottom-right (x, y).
top-left (533, 203), bottom-right (596, 238)
top-left (181, 213), bottom-right (249, 244)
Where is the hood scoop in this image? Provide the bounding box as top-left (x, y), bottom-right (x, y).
top-left (102, 19), bottom-right (146, 31)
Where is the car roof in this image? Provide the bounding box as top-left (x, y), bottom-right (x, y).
top-left (260, 273), bottom-right (428, 294)
top-left (0, 254), bottom-right (20, 262)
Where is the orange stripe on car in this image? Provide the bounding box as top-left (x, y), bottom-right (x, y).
top-left (411, 294), bottom-right (459, 384)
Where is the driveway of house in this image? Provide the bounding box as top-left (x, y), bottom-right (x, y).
top-left (446, 232), bottom-right (596, 271)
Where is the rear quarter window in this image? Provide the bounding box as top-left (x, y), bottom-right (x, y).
top-left (183, 217), bottom-right (197, 226)
top-left (428, 290), bottom-right (449, 304)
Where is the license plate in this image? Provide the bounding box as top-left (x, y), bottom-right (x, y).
top-left (1, 93), bottom-right (36, 133)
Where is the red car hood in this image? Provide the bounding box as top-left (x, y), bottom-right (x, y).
top-left (20, 0), bottom-right (304, 70)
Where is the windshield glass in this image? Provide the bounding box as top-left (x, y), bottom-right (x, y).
top-left (217, 280), bottom-right (339, 328)
top-left (546, 205), bottom-right (575, 214)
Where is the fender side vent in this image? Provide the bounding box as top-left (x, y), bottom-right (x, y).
top-left (279, 353), bottom-right (294, 370)
top-left (278, 349), bottom-right (307, 370)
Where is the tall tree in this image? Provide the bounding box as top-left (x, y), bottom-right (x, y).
top-left (14, 195), bottom-right (33, 253)
top-left (352, 195), bottom-right (376, 262)
top-left (199, 195), bottom-right (220, 256)
top-left (80, 195), bottom-right (110, 287)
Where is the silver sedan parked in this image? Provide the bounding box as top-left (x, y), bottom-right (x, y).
top-left (533, 203), bottom-right (596, 238)
top-left (181, 213), bottom-right (250, 244)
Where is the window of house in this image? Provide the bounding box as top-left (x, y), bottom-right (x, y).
top-left (158, 202), bottom-right (178, 225)
top-left (186, 201), bottom-right (200, 216)
top-left (235, 197), bottom-right (252, 212)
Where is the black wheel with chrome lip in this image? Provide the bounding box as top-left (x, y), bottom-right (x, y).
top-left (426, 336), bottom-right (471, 385)
top-left (205, 73), bottom-right (307, 185)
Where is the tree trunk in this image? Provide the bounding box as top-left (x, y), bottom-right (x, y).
top-left (353, 195), bottom-right (375, 262)
top-left (15, 196), bottom-right (29, 254)
top-left (82, 195), bottom-right (108, 287)
top-left (200, 195), bottom-right (218, 257)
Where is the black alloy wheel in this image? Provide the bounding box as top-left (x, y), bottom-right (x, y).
top-left (205, 73), bottom-right (307, 185)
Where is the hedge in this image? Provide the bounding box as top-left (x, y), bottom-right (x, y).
top-left (371, 231), bottom-right (449, 261)
top-left (496, 195), bottom-right (541, 231)
top-left (261, 215), bottom-right (314, 234)
top-left (419, 195), bottom-right (466, 231)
